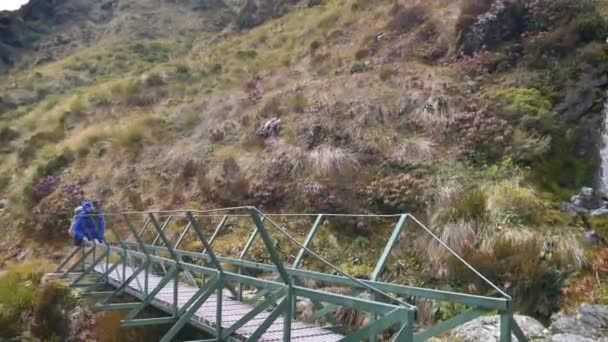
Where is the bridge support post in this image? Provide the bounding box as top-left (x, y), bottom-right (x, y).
top-left (369, 214), bottom-right (408, 342)
top-left (500, 300), bottom-right (513, 342)
top-left (284, 284), bottom-right (294, 342)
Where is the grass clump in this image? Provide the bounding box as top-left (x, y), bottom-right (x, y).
top-left (350, 62), bottom-right (371, 74)
top-left (445, 187), bottom-right (489, 223)
top-left (388, 3), bottom-right (429, 33)
top-left (291, 94), bottom-right (309, 113)
top-left (487, 180), bottom-right (545, 225)
top-left (144, 73), bottom-right (165, 87)
top-left (0, 261), bottom-right (73, 340)
top-left (450, 233), bottom-right (567, 317)
top-left (379, 66), bottom-right (397, 81)
top-left (308, 145), bottom-right (359, 178)
top-left (111, 80), bottom-right (153, 107)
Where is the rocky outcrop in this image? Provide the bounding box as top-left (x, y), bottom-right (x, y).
top-left (458, 0), bottom-right (526, 55)
top-left (550, 304), bottom-right (608, 340)
top-left (451, 315), bottom-right (547, 342)
top-left (562, 187), bottom-right (604, 215)
top-left (450, 305), bottom-right (608, 341)
top-left (256, 117), bottom-right (281, 138)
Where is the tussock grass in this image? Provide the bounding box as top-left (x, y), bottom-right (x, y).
top-left (391, 136), bottom-right (435, 164)
top-left (308, 145), bottom-right (359, 177)
top-left (417, 220), bottom-right (476, 277)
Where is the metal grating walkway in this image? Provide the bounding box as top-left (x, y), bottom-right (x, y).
top-left (93, 263), bottom-right (344, 342)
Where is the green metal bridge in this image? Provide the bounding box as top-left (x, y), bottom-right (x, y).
top-left (55, 207), bottom-right (528, 341)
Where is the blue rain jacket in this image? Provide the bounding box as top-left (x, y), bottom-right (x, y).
top-left (73, 201), bottom-right (104, 244)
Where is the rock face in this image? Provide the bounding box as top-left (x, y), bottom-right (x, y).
top-left (256, 117), bottom-right (281, 138)
top-left (451, 315), bottom-right (547, 342)
top-left (562, 187), bottom-right (606, 216)
top-left (458, 0), bottom-right (525, 55)
top-left (451, 305), bottom-right (608, 342)
top-left (550, 304), bottom-right (608, 340)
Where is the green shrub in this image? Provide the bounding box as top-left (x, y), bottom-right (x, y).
top-left (0, 262), bottom-right (47, 338)
top-left (487, 181), bottom-right (545, 225)
top-left (379, 66), bottom-right (397, 81)
top-left (30, 283), bottom-right (74, 340)
top-left (388, 4), bottom-right (429, 33)
top-left (145, 73), bottom-right (165, 87)
top-left (486, 87), bottom-right (556, 133)
top-left (291, 94), bottom-right (309, 113)
top-left (350, 62), bottom-right (370, 74)
top-left (310, 40), bottom-right (322, 54)
top-left (446, 187), bottom-right (488, 223)
top-left (236, 49), bottom-right (258, 59)
top-left (449, 234), bottom-right (567, 317)
top-left (435, 302), bottom-right (469, 322)
top-left (174, 64), bottom-right (191, 79)
top-left (532, 128), bottom-right (597, 194)
top-left (510, 129), bottom-right (551, 164)
top-left (112, 80), bottom-right (153, 107)
top-left (88, 89), bottom-right (112, 107)
top-left (365, 173), bottom-right (429, 214)
top-left (130, 41), bottom-right (172, 63)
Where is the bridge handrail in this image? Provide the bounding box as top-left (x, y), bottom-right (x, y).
top-left (121, 240), bottom-right (508, 310)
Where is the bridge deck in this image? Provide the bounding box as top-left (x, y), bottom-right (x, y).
top-left (93, 263), bottom-right (344, 342)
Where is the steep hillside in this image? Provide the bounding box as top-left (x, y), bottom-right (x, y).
top-left (0, 0), bottom-right (316, 72)
top-left (2, 0), bottom-right (608, 338)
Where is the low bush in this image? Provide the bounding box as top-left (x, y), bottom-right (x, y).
top-left (30, 283), bottom-right (75, 340)
top-left (388, 4), bottom-right (429, 33)
top-left (350, 62), bottom-right (370, 74)
top-left (532, 129), bottom-right (597, 193)
top-left (144, 73), bottom-right (165, 87)
top-left (174, 64), bottom-right (191, 80)
top-left (309, 40), bottom-right (322, 54)
top-left (449, 233), bottom-right (567, 317)
top-left (25, 180), bottom-right (84, 241)
top-left (444, 187), bottom-right (489, 223)
top-left (379, 66), bottom-right (397, 81)
top-left (390, 137), bottom-right (434, 165)
top-left (487, 180), bottom-right (545, 225)
top-left (291, 94), bottom-right (309, 113)
top-left (510, 129), bottom-right (551, 164)
top-left (365, 172), bottom-right (428, 214)
top-left (0, 262), bottom-right (71, 339)
top-left (111, 80), bottom-right (154, 107)
top-left (486, 87), bottom-right (556, 134)
top-left (522, 0), bottom-right (607, 62)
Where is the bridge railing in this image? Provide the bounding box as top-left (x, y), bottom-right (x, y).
top-left (56, 207), bottom-right (527, 342)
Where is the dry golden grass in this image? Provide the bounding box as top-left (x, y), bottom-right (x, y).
top-left (308, 145), bottom-right (360, 177)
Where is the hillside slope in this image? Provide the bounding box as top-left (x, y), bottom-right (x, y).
top-left (1, 0), bottom-right (608, 338)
